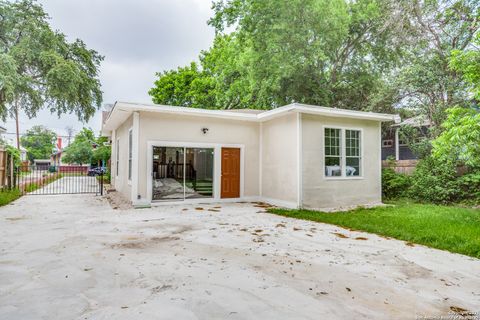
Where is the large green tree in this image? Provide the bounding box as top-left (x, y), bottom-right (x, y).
top-left (62, 128), bottom-right (110, 166)
top-left (149, 0), bottom-right (480, 128)
top-left (0, 0), bottom-right (103, 148)
top-left (20, 125), bottom-right (56, 162)
top-left (431, 33), bottom-right (480, 168)
top-left (394, 0), bottom-right (480, 127)
top-left (151, 0), bottom-right (410, 111)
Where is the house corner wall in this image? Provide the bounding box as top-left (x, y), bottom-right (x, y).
top-left (301, 114), bottom-right (382, 210)
top-left (110, 115), bottom-right (133, 203)
top-left (260, 113), bottom-right (299, 208)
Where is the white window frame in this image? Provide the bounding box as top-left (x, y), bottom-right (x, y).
top-left (128, 128), bottom-right (133, 182)
top-left (323, 126), bottom-right (364, 180)
top-left (382, 139), bottom-right (393, 148)
top-left (115, 138), bottom-right (120, 177)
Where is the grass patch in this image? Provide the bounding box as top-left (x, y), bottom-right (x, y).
top-left (269, 200), bottom-right (480, 259)
top-left (0, 189), bottom-right (21, 206)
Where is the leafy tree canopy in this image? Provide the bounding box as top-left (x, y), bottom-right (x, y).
top-left (0, 0), bottom-right (103, 122)
top-left (432, 33), bottom-right (480, 168)
top-left (20, 125), bottom-right (56, 162)
top-left (62, 128), bottom-right (110, 165)
top-left (149, 0), bottom-right (480, 128)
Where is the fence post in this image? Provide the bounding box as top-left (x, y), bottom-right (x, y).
top-left (100, 171), bottom-right (104, 196)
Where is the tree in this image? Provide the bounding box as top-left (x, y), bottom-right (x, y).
top-left (394, 0), bottom-right (479, 127)
top-left (20, 125), bottom-right (56, 163)
top-left (432, 107), bottom-right (480, 168)
top-left (0, 0), bottom-right (103, 148)
top-left (62, 128), bottom-right (110, 166)
top-left (150, 0), bottom-right (413, 111)
top-left (92, 136), bottom-right (111, 165)
top-left (431, 33), bottom-right (480, 168)
top-left (149, 0), bottom-right (480, 129)
top-left (450, 33), bottom-right (480, 100)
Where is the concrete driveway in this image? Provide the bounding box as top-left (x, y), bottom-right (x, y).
top-left (0, 195), bottom-right (479, 319)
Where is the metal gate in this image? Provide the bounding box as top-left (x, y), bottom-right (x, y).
top-left (16, 165), bottom-right (104, 195)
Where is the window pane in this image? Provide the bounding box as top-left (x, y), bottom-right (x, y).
top-left (185, 148), bottom-right (214, 199)
top-left (346, 157), bottom-right (360, 176)
top-left (152, 147), bottom-right (185, 200)
top-left (325, 128), bottom-right (341, 176)
top-left (325, 157), bottom-right (341, 176)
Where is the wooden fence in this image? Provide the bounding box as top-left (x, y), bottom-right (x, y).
top-left (382, 160), bottom-right (419, 175)
top-left (0, 149), bottom-right (15, 189)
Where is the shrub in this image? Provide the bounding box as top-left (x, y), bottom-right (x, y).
top-left (382, 168), bottom-right (411, 200)
top-left (457, 172), bottom-right (480, 203)
top-left (408, 157), bottom-right (460, 204)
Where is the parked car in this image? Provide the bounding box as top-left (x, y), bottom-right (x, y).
top-left (87, 167), bottom-right (106, 176)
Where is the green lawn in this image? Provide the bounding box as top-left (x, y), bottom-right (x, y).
top-left (269, 201), bottom-right (480, 258)
top-left (0, 189), bottom-right (21, 206)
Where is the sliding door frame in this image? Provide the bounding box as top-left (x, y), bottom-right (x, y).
top-left (146, 141), bottom-right (245, 203)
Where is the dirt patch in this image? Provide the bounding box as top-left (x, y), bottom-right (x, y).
top-left (332, 232), bottom-right (349, 239)
top-left (111, 225), bottom-right (192, 249)
top-left (449, 306), bottom-right (472, 317)
top-left (355, 237), bottom-right (368, 240)
top-left (5, 216), bottom-right (27, 221)
top-left (251, 202), bottom-right (274, 209)
top-left (104, 190), bottom-right (133, 210)
top-left (111, 235), bottom-right (180, 249)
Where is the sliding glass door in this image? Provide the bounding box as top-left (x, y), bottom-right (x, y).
top-left (152, 146), bottom-right (214, 201)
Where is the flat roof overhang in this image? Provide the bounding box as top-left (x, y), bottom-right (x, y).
top-left (101, 101), bottom-right (400, 136)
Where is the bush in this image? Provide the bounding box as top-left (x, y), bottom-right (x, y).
top-left (408, 157), bottom-right (460, 204)
top-left (382, 168), bottom-right (411, 200)
top-left (457, 172), bottom-right (480, 203)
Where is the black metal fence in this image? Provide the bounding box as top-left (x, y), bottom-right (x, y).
top-left (15, 165), bottom-right (104, 195)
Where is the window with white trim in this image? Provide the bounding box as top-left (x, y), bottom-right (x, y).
top-left (324, 128), bottom-right (362, 178)
top-left (324, 128), bottom-right (342, 177)
top-left (345, 129), bottom-right (361, 176)
top-left (116, 138), bottom-right (120, 177)
top-left (128, 129), bottom-right (133, 180)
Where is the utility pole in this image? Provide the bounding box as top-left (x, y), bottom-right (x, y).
top-left (14, 98), bottom-right (20, 150)
top-left (65, 126), bottom-right (74, 147)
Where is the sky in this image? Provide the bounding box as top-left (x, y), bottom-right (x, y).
top-left (4, 0), bottom-right (215, 144)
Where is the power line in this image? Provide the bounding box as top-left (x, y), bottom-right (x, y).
top-left (1, 132), bottom-right (74, 138)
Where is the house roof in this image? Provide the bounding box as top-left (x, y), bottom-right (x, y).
top-left (101, 101), bottom-right (400, 136)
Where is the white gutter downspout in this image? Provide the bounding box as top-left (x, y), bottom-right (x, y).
top-left (131, 111), bottom-right (140, 205)
top-left (296, 112), bottom-right (303, 208)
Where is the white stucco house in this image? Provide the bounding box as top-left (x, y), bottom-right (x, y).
top-left (101, 102), bottom-right (400, 210)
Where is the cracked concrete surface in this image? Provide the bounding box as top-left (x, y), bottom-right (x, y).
top-left (0, 195), bottom-right (479, 319)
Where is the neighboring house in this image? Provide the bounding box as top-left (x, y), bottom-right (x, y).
top-left (33, 159), bottom-right (51, 170)
top-left (101, 102), bottom-right (399, 210)
top-left (50, 137), bottom-right (63, 166)
top-left (381, 115), bottom-right (431, 161)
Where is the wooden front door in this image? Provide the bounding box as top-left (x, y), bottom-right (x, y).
top-left (221, 147), bottom-right (240, 198)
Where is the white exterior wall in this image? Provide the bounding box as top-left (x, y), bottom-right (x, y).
top-left (260, 113), bottom-right (298, 207)
top-left (301, 114), bottom-right (382, 210)
top-left (110, 115), bottom-right (133, 199)
top-left (109, 110), bottom-right (383, 210)
top-left (136, 111), bottom-right (260, 203)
